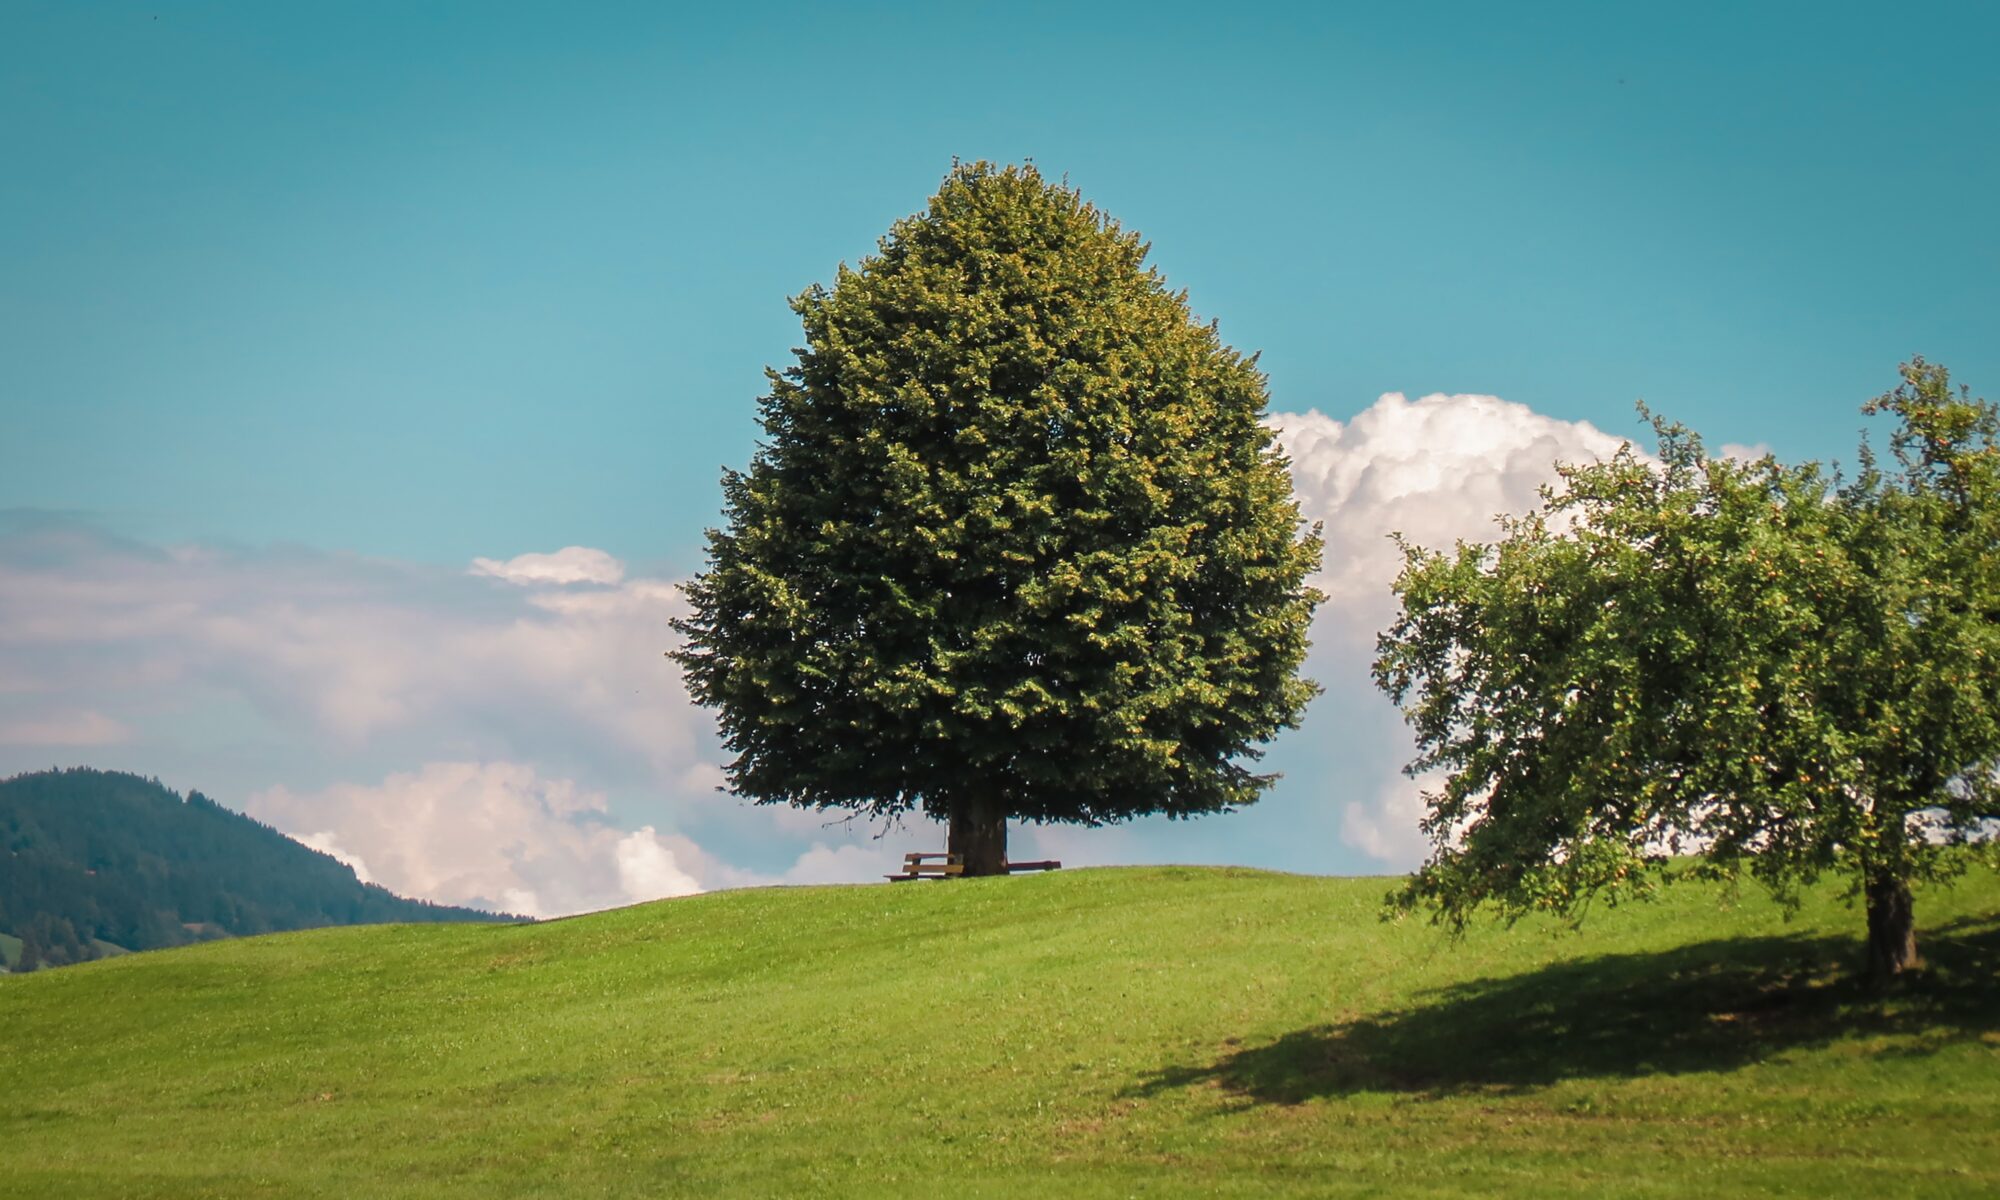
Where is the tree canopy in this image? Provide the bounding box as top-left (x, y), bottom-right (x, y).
top-left (1373, 359), bottom-right (1999, 978)
top-left (673, 162), bottom-right (1323, 873)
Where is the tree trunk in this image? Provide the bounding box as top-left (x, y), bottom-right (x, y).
top-left (1864, 869), bottom-right (1919, 982)
top-left (947, 795), bottom-right (1008, 877)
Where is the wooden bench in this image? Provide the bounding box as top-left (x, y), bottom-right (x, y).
top-left (885, 853), bottom-right (1062, 881)
top-left (886, 852), bottom-right (963, 881)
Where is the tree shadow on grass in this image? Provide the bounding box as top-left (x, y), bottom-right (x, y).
top-left (1134, 915), bottom-right (2000, 1105)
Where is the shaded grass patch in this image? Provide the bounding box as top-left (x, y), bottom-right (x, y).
top-left (1137, 914), bottom-right (2000, 1104)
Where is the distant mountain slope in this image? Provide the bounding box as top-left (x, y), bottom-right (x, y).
top-left (0, 767), bottom-right (513, 971)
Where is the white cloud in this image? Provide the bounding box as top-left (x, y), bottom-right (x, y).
top-left (1269, 393), bottom-right (1634, 868)
top-left (247, 762), bottom-right (719, 917)
top-left (295, 830), bottom-right (375, 885)
top-left (1270, 393), bottom-right (1630, 630)
top-left (471, 546), bottom-right (626, 587)
top-left (247, 762), bottom-right (917, 910)
top-left (615, 826), bottom-right (705, 900)
top-left (1340, 771), bottom-right (1440, 866)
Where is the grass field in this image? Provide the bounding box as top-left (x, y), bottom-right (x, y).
top-left (2, 865), bottom-right (1995, 1197)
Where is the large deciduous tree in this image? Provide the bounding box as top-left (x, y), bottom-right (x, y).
top-left (673, 162), bottom-right (1322, 875)
top-left (1374, 359), bottom-right (2000, 980)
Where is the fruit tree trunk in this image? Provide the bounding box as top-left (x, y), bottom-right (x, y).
top-left (1865, 869), bottom-right (1918, 982)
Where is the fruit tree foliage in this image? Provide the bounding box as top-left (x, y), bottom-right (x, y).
top-left (1374, 359), bottom-right (1999, 974)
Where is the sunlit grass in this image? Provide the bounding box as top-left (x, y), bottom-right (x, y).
top-left (2, 865), bottom-right (1995, 1197)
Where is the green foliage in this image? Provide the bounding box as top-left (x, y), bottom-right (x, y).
top-left (1374, 359), bottom-right (2000, 938)
top-left (1, 866), bottom-right (1995, 1196)
top-left (0, 767), bottom-right (513, 969)
top-left (674, 162), bottom-right (1322, 829)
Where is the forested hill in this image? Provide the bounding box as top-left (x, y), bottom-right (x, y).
top-left (0, 768), bottom-right (514, 972)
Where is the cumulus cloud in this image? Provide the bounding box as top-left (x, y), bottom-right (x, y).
top-left (246, 762), bottom-right (903, 914)
top-left (1271, 393), bottom-right (1630, 630)
top-left (1340, 772), bottom-right (1440, 866)
top-left (247, 762), bottom-right (718, 917)
top-left (294, 830), bottom-right (376, 885)
top-left (471, 546), bottom-right (626, 587)
top-left (1268, 393), bottom-right (1635, 868)
top-left (615, 825), bottom-right (705, 901)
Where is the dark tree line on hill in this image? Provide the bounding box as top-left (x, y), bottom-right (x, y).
top-left (1, 767), bottom-right (513, 972)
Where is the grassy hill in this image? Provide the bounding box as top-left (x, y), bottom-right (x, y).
top-left (2, 865), bottom-right (1995, 1197)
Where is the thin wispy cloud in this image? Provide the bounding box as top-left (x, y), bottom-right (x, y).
top-left (471, 546), bottom-right (627, 587)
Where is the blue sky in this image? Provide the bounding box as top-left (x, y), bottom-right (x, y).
top-left (2, 1), bottom-right (1995, 909)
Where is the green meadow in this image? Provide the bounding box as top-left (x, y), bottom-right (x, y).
top-left (2, 866), bottom-right (1995, 1197)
